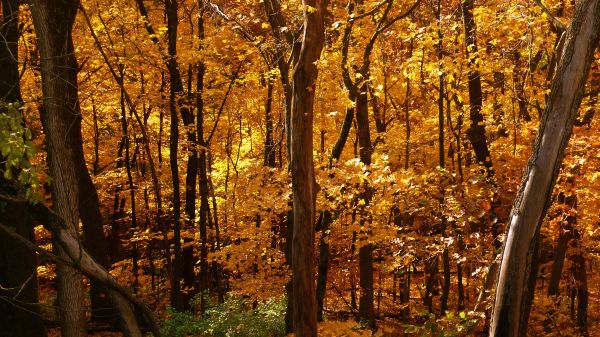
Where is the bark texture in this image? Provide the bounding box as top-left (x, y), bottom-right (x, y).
top-left (461, 0), bottom-right (493, 173)
top-left (489, 3), bottom-right (600, 336)
top-left (32, 3), bottom-right (143, 336)
top-left (31, 1), bottom-right (88, 335)
top-left (290, 0), bottom-right (326, 335)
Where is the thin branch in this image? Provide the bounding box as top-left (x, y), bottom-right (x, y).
top-left (206, 62), bottom-right (244, 144)
top-left (534, 0), bottom-right (566, 32)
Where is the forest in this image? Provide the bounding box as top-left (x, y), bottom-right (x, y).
top-left (0, 0), bottom-right (599, 336)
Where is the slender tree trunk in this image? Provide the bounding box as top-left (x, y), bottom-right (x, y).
top-left (165, 0), bottom-right (184, 311)
top-left (570, 229), bottom-right (588, 333)
top-left (461, 0), bottom-right (493, 173)
top-left (196, 7), bottom-right (210, 312)
top-left (262, 1), bottom-right (297, 329)
top-left (490, 3), bottom-right (600, 336)
top-left (264, 79), bottom-right (276, 167)
top-left (290, 1), bottom-right (326, 335)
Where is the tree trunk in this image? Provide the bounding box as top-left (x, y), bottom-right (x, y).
top-left (196, 8), bottom-right (210, 311)
top-left (548, 191), bottom-right (577, 296)
top-left (262, 1), bottom-right (297, 329)
top-left (31, 1), bottom-right (88, 335)
top-left (33, 3), bottom-right (144, 336)
top-left (0, 180), bottom-right (46, 337)
top-left (264, 79), bottom-right (276, 167)
top-left (570, 229), bottom-right (588, 333)
top-left (356, 80), bottom-right (375, 328)
top-left (165, 0), bottom-right (184, 311)
top-left (290, 0), bottom-right (326, 335)
top-left (461, 0), bottom-right (493, 173)
top-left (489, 3), bottom-right (600, 336)
top-left (0, 1), bottom-right (46, 335)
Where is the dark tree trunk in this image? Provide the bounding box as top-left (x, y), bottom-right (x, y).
top-left (31, 1), bottom-right (88, 335)
top-left (548, 191), bottom-right (577, 296)
top-left (165, 0), bottom-right (184, 312)
top-left (570, 229), bottom-right (588, 333)
top-left (290, 1), bottom-right (326, 335)
top-left (262, 1), bottom-right (297, 329)
top-left (461, 0), bottom-right (493, 173)
top-left (399, 267), bottom-right (410, 319)
top-left (424, 255), bottom-right (438, 312)
top-left (0, 0), bottom-right (21, 102)
top-left (316, 210), bottom-right (331, 322)
top-left (196, 8), bottom-right (210, 311)
top-left (33, 4), bottom-right (145, 336)
top-left (490, 3), bottom-right (600, 336)
top-left (356, 81), bottom-right (375, 328)
top-left (0, 180), bottom-right (46, 337)
top-left (264, 80), bottom-right (276, 167)
top-left (0, 1), bottom-right (45, 335)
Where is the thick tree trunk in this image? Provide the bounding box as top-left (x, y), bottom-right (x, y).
top-left (33, 4), bottom-right (144, 336)
top-left (290, 1), bottom-right (326, 335)
top-left (31, 2), bottom-right (88, 335)
top-left (489, 3), bottom-right (600, 336)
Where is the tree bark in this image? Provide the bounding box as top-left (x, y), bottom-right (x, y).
top-left (32, 3), bottom-right (143, 336)
top-left (165, 0), bottom-right (183, 312)
top-left (461, 0), bottom-right (493, 173)
top-left (489, 3), bottom-right (600, 336)
top-left (31, 1), bottom-right (88, 335)
top-left (264, 79), bottom-right (277, 167)
top-left (290, 0), bottom-right (326, 335)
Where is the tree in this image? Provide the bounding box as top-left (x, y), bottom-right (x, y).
top-left (31, 1), bottom-right (142, 335)
top-left (489, 2), bottom-right (600, 336)
top-left (30, 1), bottom-right (88, 335)
top-left (290, 0), bottom-right (326, 336)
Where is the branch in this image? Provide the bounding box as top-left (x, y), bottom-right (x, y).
top-left (206, 62), bottom-right (244, 144)
top-left (534, 0), bottom-right (566, 32)
top-left (204, 1), bottom-right (260, 44)
top-left (0, 194), bottom-right (161, 337)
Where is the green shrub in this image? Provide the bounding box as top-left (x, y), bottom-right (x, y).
top-left (160, 296), bottom-right (286, 337)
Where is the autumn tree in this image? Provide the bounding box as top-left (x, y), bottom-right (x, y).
top-left (290, 0), bottom-right (327, 336)
top-left (490, 2), bottom-right (600, 336)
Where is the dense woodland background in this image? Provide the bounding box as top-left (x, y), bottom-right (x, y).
top-left (0, 0), bottom-right (599, 336)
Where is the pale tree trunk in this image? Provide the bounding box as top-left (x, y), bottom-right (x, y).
top-left (489, 3), bottom-right (600, 336)
top-left (290, 0), bottom-right (326, 336)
